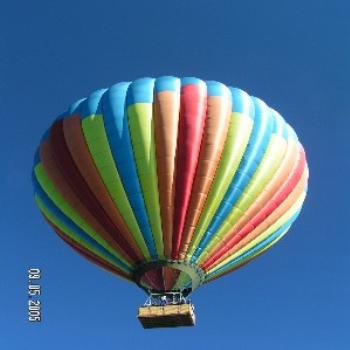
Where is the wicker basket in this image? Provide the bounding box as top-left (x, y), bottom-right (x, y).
top-left (138, 304), bottom-right (195, 328)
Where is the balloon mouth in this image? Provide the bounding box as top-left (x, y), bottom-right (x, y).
top-left (133, 260), bottom-right (205, 296)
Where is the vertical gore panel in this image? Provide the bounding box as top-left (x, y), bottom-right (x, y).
top-left (102, 83), bottom-right (157, 259)
top-left (207, 197), bottom-right (305, 277)
top-left (172, 80), bottom-right (208, 259)
top-left (202, 146), bottom-right (306, 269)
top-left (126, 78), bottom-right (164, 259)
top-left (201, 140), bottom-right (304, 269)
top-left (191, 98), bottom-right (273, 262)
top-left (206, 226), bottom-right (291, 281)
top-left (33, 167), bottom-right (131, 269)
top-left (178, 82), bottom-right (231, 259)
top-left (195, 116), bottom-right (290, 265)
top-left (196, 127), bottom-right (288, 265)
top-left (153, 78), bottom-right (181, 258)
top-left (35, 190), bottom-right (131, 272)
top-left (48, 120), bottom-right (140, 263)
top-left (81, 115), bottom-right (152, 260)
top-left (39, 139), bottom-right (133, 266)
top-left (186, 88), bottom-right (255, 260)
top-left (127, 103), bottom-right (164, 258)
top-left (204, 171), bottom-right (307, 272)
top-left (63, 115), bottom-right (144, 262)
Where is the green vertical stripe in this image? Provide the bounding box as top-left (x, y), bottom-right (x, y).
top-left (207, 191), bottom-right (305, 272)
top-left (204, 228), bottom-right (289, 282)
top-left (34, 163), bottom-right (132, 267)
top-left (197, 134), bottom-right (287, 264)
top-left (127, 104), bottom-right (164, 258)
top-left (35, 195), bottom-right (131, 275)
top-left (187, 113), bottom-right (253, 258)
top-left (81, 114), bottom-right (151, 260)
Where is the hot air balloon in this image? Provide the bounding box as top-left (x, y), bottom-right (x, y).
top-left (32, 76), bottom-right (308, 328)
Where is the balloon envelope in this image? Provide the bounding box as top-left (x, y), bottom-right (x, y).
top-left (32, 76), bottom-right (308, 294)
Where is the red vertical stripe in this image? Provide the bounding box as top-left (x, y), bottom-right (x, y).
top-left (202, 148), bottom-right (306, 270)
top-left (49, 119), bottom-right (141, 264)
top-left (63, 116), bottom-right (145, 260)
top-left (172, 84), bottom-right (207, 259)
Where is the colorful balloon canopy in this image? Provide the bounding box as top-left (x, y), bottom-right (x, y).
top-left (32, 76), bottom-right (308, 294)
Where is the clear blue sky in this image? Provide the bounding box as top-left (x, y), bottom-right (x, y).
top-left (2, 1), bottom-right (349, 348)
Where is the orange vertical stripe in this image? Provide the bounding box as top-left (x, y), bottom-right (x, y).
top-left (40, 138), bottom-right (133, 264)
top-left (153, 91), bottom-right (180, 258)
top-left (63, 115), bottom-right (144, 262)
top-left (178, 95), bottom-right (231, 259)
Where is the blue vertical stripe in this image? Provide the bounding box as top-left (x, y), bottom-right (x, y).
top-left (192, 98), bottom-right (276, 261)
top-left (101, 82), bottom-right (158, 259)
top-left (206, 209), bottom-right (301, 280)
top-left (32, 173), bottom-right (132, 272)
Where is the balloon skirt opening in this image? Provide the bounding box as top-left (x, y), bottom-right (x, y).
top-left (137, 304), bottom-right (195, 328)
top-left (134, 260), bottom-right (205, 294)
